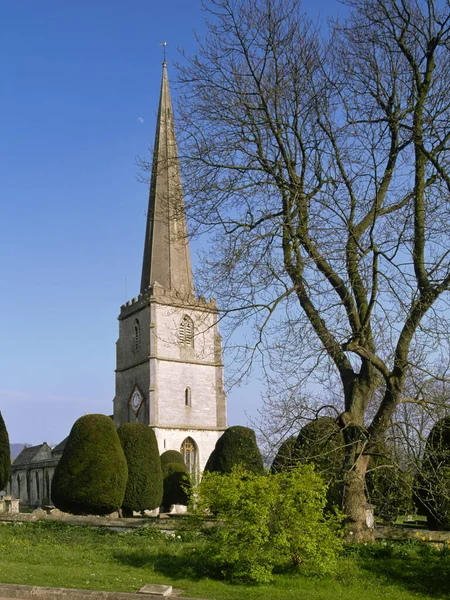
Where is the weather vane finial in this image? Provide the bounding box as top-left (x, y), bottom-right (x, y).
top-left (159, 41), bottom-right (167, 64)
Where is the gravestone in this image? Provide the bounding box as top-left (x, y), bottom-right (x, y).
top-left (3, 496), bottom-right (20, 514)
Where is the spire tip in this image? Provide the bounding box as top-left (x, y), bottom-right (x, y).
top-left (159, 41), bottom-right (167, 64)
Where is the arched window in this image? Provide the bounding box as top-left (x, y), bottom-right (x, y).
top-left (180, 437), bottom-right (198, 476)
top-left (16, 475), bottom-right (21, 499)
top-left (179, 315), bottom-right (194, 348)
top-left (134, 319), bottom-right (140, 354)
top-left (185, 387), bottom-right (192, 407)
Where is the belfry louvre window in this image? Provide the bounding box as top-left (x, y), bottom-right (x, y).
top-left (134, 319), bottom-right (140, 354)
top-left (179, 315), bottom-right (194, 348)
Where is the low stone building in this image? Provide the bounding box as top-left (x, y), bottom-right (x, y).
top-left (7, 439), bottom-right (67, 508)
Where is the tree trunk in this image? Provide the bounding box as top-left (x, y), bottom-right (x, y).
top-left (342, 451), bottom-right (373, 542)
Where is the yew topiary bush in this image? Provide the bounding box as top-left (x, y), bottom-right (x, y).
top-left (295, 417), bottom-right (345, 509)
top-left (0, 412), bottom-right (10, 491)
top-left (160, 450), bottom-right (185, 469)
top-left (162, 461), bottom-right (189, 510)
top-left (415, 417), bottom-right (450, 530)
top-left (51, 414), bottom-right (128, 515)
top-left (366, 442), bottom-right (413, 525)
top-left (118, 423), bottom-right (163, 516)
top-left (204, 426), bottom-right (264, 475)
top-left (270, 436), bottom-right (299, 474)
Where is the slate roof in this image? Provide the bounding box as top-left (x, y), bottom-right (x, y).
top-left (11, 439), bottom-right (67, 471)
top-left (12, 443), bottom-right (51, 467)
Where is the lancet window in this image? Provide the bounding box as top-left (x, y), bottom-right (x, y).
top-left (185, 386), bottom-right (192, 407)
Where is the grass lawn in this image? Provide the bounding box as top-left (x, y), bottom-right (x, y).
top-left (0, 521), bottom-right (449, 600)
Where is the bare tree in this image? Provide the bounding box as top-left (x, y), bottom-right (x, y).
top-left (174, 0), bottom-right (450, 540)
top-left (252, 363), bottom-right (450, 525)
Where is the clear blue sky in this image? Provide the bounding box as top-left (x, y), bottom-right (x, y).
top-left (0, 0), bottom-right (341, 445)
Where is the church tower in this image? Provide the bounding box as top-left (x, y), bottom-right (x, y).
top-left (113, 62), bottom-right (227, 474)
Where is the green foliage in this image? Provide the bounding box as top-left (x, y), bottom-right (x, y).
top-left (160, 450), bottom-right (185, 469)
top-left (1, 519), bottom-right (450, 599)
top-left (368, 467), bottom-right (414, 525)
top-left (117, 423), bottom-right (163, 515)
top-left (51, 414), bottom-right (128, 515)
top-left (295, 417), bottom-right (345, 509)
top-left (205, 426), bottom-right (264, 475)
top-left (160, 450), bottom-right (189, 510)
top-left (270, 436), bottom-right (298, 474)
top-left (126, 526), bottom-right (168, 541)
top-left (425, 467), bottom-right (450, 530)
top-left (366, 444), bottom-right (414, 525)
top-left (415, 417), bottom-right (450, 529)
top-left (193, 465), bottom-right (343, 583)
top-left (0, 411), bottom-right (10, 491)
top-left (345, 538), bottom-right (450, 562)
top-left (162, 462), bottom-right (189, 509)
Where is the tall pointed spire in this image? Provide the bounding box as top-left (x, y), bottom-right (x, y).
top-left (140, 62), bottom-right (195, 297)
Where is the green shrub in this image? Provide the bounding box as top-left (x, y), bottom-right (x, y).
top-left (160, 450), bottom-right (185, 468)
top-left (204, 426), bottom-right (264, 475)
top-left (117, 423), bottom-right (163, 516)
top-left (270, 436), bottom-right (299, 473)
top-left (0, 412), bottom-right (10, 491)
top-left (415, 417), bottom-right (450, 529)
top-left (51, 414), bottom-right (128, 515)
top-left (193, 464), bottom-right (343, 583)
top-left (366, 443), bottom-right (414, 525)
top-left (295, 417), bottom-right (345, 509)
top-left (162, 462), bottom-right (189, 510)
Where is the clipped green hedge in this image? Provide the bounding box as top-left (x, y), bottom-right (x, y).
top-left (366, 441), bottom-right (413, 525)
top-left (0, 412), bottom-right (10, 491)
top-left (205, 426), bottom-right (264, 475)
top-left (295, 417), bottom-right (345, 509)
top-left (271, 436), bottom-right (299, 474)
top-left (160, 450), bottom-right (185, 469)
top-left (415, 417), bottom-right (450, 529)
top-left (118, 423), bottom-right (163, 516)
top-left (162, 462), bottom-right (189, 509)
top-left (51, 414), bottom-right (128, 515)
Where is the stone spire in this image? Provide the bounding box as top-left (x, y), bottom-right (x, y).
top-left (140, 62), bottom-right (195, 297)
